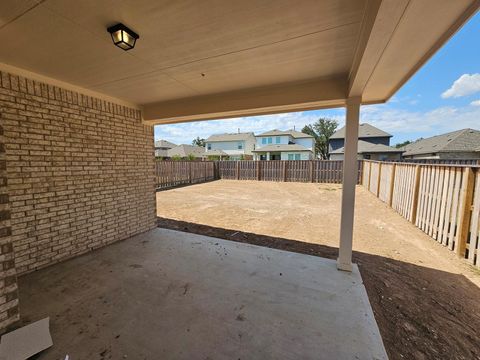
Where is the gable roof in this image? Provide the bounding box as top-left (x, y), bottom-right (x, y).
top-left (257, 129), bottom-right (313, 139)
top-left (252, 144), bottom-right (312, 152)
top-left (206, 132), bottom-right (254, 142)
top-left (205, 149), bottom-right (229, 156)
top-left (330, 123), bottom-right (392, 139)
top-left (330, 140), bottom-right (403, 154)
top-left (403, 129), bottom-right (480, 156)
top-left (167, 145), bottom-right (205, 158)
top-left (155, 139), bottom-right (177, 148)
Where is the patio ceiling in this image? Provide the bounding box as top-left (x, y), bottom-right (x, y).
top-left (0, 0), bottom-right (478, 124)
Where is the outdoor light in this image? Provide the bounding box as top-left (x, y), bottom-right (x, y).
top-left (107, 23), bottom-right (139, 51)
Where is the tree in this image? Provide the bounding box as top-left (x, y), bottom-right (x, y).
top-left (192, 137), bottom-right (206, 147)
top-left (394, 140), bottom-right (413, 149)
top-left (302, 118), bottom-right (338, 159)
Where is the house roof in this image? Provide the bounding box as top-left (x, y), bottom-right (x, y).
top-left (167, 145), bottom-right (205, 158)
top-left (155, 139), bottom-right (177, 149)
top-left (252, 144), bottom-right (312, 152)
top-left (330, 123), bottom-right (392, 139)
top-left (155, 149), bottom-right (169, 157)
top-left (206, 132), bottom-right (254, 142)
top-left (330, 140), bottom-right (403, 154)
top-left (205, 149), bottom-right (228, 156)
top-left (257, 129), bottom-right (313, 139)
top-left (402, 129), bottom-right (480, 156)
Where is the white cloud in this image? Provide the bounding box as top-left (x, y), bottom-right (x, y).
top-left (155, 111), bottom-right (329, 144)
top-left (360, 103), bottom-right (480, 136)
top-left (441, 73), bottom-right (480, 98)
top-left (471, 99), bottom-right (480, 106)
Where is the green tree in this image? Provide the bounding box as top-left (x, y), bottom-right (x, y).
top-left (302, 118), bottom-right (338, 159)
top-left (171, 155), bottom-right (182, 161)
top-left (394, 140), bottom-right (412, 149)
top-left (186, 153), bottom-right (196, 161)
top-left (192, 137), bottom-right (206, 147)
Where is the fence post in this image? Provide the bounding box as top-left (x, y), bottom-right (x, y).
top-left (376, 162), bottom-right (382, 197)
top-left (456, 167), bottom-right (475, 257)
top-left (283, 161), bottom-right (287, 182)
top-left (367, 161), bottom-right (372, 190)
top-left (188, 162), bottom-right (192, 184)
top-left (204, 161), bottom-right (207, 182)
top-left (410, 165), bottom-right (422, 224)
top-left (310, 161), bottom-right (314, 183)
top-left (236, 161), bottom-right (240, 180)
top-left (389, 163), bottom-right (396, 207)
top-left (257, 161), bottom-right (261, 181)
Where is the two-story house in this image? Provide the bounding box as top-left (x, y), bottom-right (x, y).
top-left (205, 132), bottom-right (256, 160)
top-left (328, 123), bottom-right (402, 161)
top-left (252, 129), bottom-right (314, 160)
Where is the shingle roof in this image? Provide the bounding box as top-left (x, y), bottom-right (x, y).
top-left (330, 123), bottom-right (392, 139)
top-left (167, 145), bottom-right (205, 158)
top-left (205, 149), bottom-right (228, 156)
top-left (155, 149), bottom-right (169, 157)
top-left (206, 132), bottom-right (254, 142)
top-left (256, 129), bottom-right (313, 139)
top-left (252, 144), bottom-right (312, 152)
top-left (154, 139), bottom-right (177, 148)
top-left (329, 140), bottom-right (403, 154)
top-left (402, 129), bottom-right (480, 156)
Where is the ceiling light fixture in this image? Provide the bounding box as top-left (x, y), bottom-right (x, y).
top-left (107, 23), bottom-right (139, 51)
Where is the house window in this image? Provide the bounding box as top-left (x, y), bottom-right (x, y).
top-left (268, 137), bottom-right (272, 144)
top-left (295, 154), bottom-right (301, 160)
top-left (262, 138), bottom-right (267, 145)
top-left (288, 154), bottom-right (294, 160)
top-left (238, 142), bottom-right (243, 150)
top-left (275, 137), bottom-right (281, 144)
top-left (207, 144), bottom-right (211, 150)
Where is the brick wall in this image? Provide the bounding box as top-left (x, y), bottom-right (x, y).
top-left (0, 70), bottom-right (157, 276)
top-left (0, 121), bottom-right (19, 332)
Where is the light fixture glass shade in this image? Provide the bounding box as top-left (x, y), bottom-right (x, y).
top-left (107, 23), bottom-right (139, 51)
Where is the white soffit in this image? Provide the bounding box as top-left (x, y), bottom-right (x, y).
top-left (0, 0), bottom-right (478, 123)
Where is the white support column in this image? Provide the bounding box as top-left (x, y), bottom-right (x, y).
top-left (337, 97), bottom-right (361, 272)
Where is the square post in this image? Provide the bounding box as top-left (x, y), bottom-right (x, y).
top-left (337, 97), bottom-right (361, 272)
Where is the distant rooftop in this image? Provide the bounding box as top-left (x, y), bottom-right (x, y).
top-left (330, 123), bottom-right (392, 139)
top-left (206, 132), bottom-right (255, 142)
top-left (257, 129), bottom-right (313, 139)
top-left (330, 140), bottom-right (402, 154)
top-left (155, 139), bottom-right (177, 149)
top-left (403, 128), bottom-right (480, 156)
top-left (167, 144), bottom-right (205, 158)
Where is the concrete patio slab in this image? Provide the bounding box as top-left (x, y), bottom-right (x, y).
top-left (19, 228), bottom-right (387, 360)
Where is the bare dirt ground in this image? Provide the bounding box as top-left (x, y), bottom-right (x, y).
top-left (157, 180), bottom-right (480, 360)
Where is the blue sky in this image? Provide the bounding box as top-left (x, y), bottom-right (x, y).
top-left (155, 12), bottom-right (480, 146)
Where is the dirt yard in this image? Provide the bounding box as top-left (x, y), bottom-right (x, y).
top-left (157, 180), bottom-right (480, 360)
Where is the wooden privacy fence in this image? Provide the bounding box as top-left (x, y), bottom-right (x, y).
top-left (363, 160), bottom-right (480, 267)
top-left (155, 161), bottom-right (215, 190)
top-left (215, 160), bottom-right (363, 184)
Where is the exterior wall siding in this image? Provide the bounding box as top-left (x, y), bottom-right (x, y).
top-left (329, 136), bottom-right (391, 152)
top-left (0, 70), bottom-right (157, 276)
top-left (294, 138), bottom-right (314, 150)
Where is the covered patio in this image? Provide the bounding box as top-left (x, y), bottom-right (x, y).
top-left (20, 228), bottom-right (386, 359)
top-left (0, 0), bottom-right (478, 358)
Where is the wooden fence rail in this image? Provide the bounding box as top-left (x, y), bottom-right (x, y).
top-left (363, 160), bottom-right (480, 267)
top-left (215, 160), bottom-right (363, 184)
top-left (155, 161), bottom-right (215, 190)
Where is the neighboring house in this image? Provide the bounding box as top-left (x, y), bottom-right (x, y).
top-left (155, 139), bottom-right (176, 158)
top-left (167, 144), bottom-right (205, 159)
top-left (205, 132), bottom-right (256, 160)
top-left (253, 129), bottom-right (314, 160)
top-left (328, 123), bottom-right (402, 160)
top-left (402, 128), bottom-right (480, 160)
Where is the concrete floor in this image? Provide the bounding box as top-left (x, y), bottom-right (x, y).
top-left (19, 228), bottom-right (387, 360)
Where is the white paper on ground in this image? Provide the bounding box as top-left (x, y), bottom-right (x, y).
top-left (0, 317), bottom-right (53, 360)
